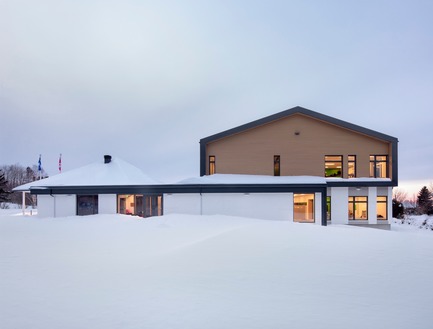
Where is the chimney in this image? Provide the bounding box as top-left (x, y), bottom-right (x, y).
top-left (104, 155), bottom-right (112, 164)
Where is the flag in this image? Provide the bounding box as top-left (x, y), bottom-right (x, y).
top-left (59, 154), bottom-right (62, 173)
top-left (38, 155), bottom-right (42, 172)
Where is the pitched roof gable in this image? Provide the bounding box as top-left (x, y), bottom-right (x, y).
top-left (200, 106), bottom-right (398, 144)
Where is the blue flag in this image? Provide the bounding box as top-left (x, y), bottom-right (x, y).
top-left (38, 155), bottom-right (42, 172)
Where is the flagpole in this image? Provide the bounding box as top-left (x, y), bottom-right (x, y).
top-left (38, 154), bottom-right (42, 180)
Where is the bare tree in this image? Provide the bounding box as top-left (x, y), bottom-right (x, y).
top-left (393, 188), bottom-right (408, 203)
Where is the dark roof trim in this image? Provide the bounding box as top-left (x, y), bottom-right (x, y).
top-left (200, 106), bottom-right (398, 144)
top-left (29, 179), bottom-right (396, 195)
top-left (30, 183), bottom-right (328, 195)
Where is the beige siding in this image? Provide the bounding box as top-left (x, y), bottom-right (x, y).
top-left (205, 114), bottom-right (391, 177)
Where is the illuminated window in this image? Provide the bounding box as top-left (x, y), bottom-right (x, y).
top-left (377, 196), bottom-right (387, 220)
top-left (209, 156), bottom-right (216, 175)
top-left (117, 194), bottom-right (163, 217)
top-left (325, 155), bottom-right (342, 178)
top-left (348, 155), bottom-right (356, 178)
top-left (348, 196), bottom-right (368, 220)
top-left (274, 155), bottom-right (280, 176)
top-left (370, 155), bottom-right (388, 178)
top-left (294, 194), bottom-right (315, 223)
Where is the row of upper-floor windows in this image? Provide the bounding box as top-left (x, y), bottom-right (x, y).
top-left (324, 155), bottom-right (388, 178)
top-left (208, 154), bottom-right (389, 178)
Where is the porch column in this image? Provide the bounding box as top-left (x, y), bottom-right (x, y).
top-left (315, 192), bottom-right (322, 225)
top-left (288, 193), bottom-right (294, 222)
top-left (368, 187), bottom-right (377, 224)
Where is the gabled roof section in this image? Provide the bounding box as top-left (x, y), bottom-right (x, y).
top-left (200, 106), bottom-right (398, 144)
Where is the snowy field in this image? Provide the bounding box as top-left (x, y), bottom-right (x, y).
top-left (1, 211), bottom-right (433, 329)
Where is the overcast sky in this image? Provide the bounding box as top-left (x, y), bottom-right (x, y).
top-left (1, 0), bottom-right (432, 196)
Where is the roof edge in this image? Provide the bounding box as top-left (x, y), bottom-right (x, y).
top-left (200, 106), bottom-right (399, 144)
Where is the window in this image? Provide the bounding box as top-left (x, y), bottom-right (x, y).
top-left (117, 194), bottom-right (163, 217)
top-left (370, 155), bottom-right (388, 178)
top-left (348, 196), bottom-right (368, 220)
top-left (209, 156), bottom-right (216, 175)
top-left (348, 155), bottom-right (356, 178)
top-left (77, 195), bottom-right (98, 216)
top-left (327, 196), bottom-right (331, 221)
top-left (325, 155), bottom-right (343, 178)
top-left (294, 194), bottom-right (315, 223)
top-left (377, 196), bottom-right (387, 220)
top-left (274, 155), bottom-right (280, 176)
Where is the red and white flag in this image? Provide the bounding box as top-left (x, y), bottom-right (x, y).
top-left (59, 154), bottom-right (62, 173)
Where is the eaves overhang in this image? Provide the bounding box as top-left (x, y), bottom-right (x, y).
top-left (30, 183), bottom-right (328, 195)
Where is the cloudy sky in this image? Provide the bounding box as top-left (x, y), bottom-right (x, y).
top-left (1, 0), bottom-right (432, 196)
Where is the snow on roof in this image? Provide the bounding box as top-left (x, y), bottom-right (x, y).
top-left (325, 177), bottom-right (392, 183)
top-left (13, 157), bottom-right (159, 191)
top-left (176, 174), bottom-right (327, 185)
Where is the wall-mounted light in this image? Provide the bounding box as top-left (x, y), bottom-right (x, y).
top-left (356, 187), bottom-right (361, 191)
top-left (294, 131), bottom-right (300, 136)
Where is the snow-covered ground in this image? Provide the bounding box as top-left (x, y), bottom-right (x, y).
top-left (1, 211), bottom-right (433, 329)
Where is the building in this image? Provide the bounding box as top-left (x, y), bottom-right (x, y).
top-left (14, 106), bottom-right (398, 228)
top-left (166, 106), bottom-right (398, 228)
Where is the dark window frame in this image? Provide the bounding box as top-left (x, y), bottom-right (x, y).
top-left (274, 155), bottom-right (280, 176)
top-left (325, 155), bottom-right (343, 178)
top-left (348, 155), bottom-right (356, 178)
top-left (348, 196), bottom-right (368, 220)
top-left (377, 196), bottom-right (387, 220)
top-left (370, 155), bottom-right (388, 178)
top-left (209, 155), bottom-right (216, 175)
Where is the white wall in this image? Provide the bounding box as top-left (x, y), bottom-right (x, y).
top-left (99, 194), bottom-right (117, 214)
top-left (37, 195), bottom-right (55, 218)
top-left (164, 194), bottom-right (202, 215)
top-left (164, 193), bottom-right (310, 221)
top-left (54, 195), bottom-right (76, 217)
top-left (37, 195), bottom-right (76, 217)
top-left (329, 187), bottom-right (349, 224)
top-left (202, 193), bottom-right (291, 220)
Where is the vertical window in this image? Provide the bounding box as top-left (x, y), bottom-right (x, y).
top-left (274, 155), bottom-right (280, 176)
top-left (209, 156), bottom-right (216, 175)
top-left (294, 194), bottom-right (315, 223)
top-left (377, 196), bottom-right (387, 220)
top-left (325, 155), bottom-right (343, 178)
top-left (348, 196), bottom-right (368, 220)
top-left (77, 195), bottom-right (98, 216)
top-left (370, 155), bottom-right (388, 178)
top-left (327, 196), bottom-right (331, 221)
top-left (348, 155), bottom-right (356, 178)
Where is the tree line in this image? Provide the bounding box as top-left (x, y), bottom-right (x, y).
top-left (0, 164), bottom-right (48, 208)
top-left (393, 185), bottom-right (433, 218)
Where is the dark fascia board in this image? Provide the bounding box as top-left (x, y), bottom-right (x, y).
top-left (325, 180), bottom-right (396, 188)
top-left (30, 183), bottom-right (328, 195)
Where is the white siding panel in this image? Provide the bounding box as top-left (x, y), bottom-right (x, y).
top-left (164, 194), bottom-right (202, 215)
top-left (329, 187), bottom-right (348, 224)
top-left (99, 194), bottom-right (117, 214)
